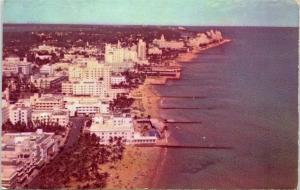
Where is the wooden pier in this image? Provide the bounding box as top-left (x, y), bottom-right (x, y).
top-left (160, 107), bottom-right (215, 110)
top-left (164, 121), bottom-right (202, 124)
top-left (139, 144), bottom-right (233, 150)
top-left (158, 95), bottom-right (207, 99)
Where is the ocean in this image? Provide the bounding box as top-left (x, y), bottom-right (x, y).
top-left (152, 27), bottom-right (298, 188)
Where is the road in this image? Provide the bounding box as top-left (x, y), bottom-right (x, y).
top-left (63, 117), bottom-right (86, 151)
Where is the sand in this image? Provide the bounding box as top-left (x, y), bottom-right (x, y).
top-left (103, 146), bottom-right (162, 189)
top-left (131, 83), bottom-right (161, 119)
top-left (100, 85), bottom-right (164, 189)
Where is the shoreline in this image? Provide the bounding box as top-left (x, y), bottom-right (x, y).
top-left (106, 39), bottom-right (231, 188)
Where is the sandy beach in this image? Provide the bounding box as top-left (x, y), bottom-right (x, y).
top-left (103, 39), bottom-right (231, 189)
top-left (101, 84), bottom-right (164, 189)
top-left (131, 83), bottom-right (161, 119)
top-left (103, 146), bottom-right (162, 189)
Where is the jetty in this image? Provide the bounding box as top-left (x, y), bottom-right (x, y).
top-left (164, 120), bottom-right (202, 124)
top-left (154, 144), bottom-right (233, 149)
top-left (158, 95), bottom-right (207, 99)
top-left (160, 107), bottom-right (215, 110)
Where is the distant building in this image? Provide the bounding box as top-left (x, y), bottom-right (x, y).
top-left (2, 57), bottom-right (32, 76)
top-left (187, 33), bottom-right (210, 47)
top-left (137, 39), bottom-right (147, 60)
top-left (35, 54), bottom-right (52, 60)
top-left (39, 64), bottom-right (54, 76)
top-left (1, 129), bottom-right (59, 189)
top-left (32, 44), bottom-right (57, 53)
top-left (2, 99), bottom-right (10, 124)
top-left (110, 75), bottom-right (126, 85)
top-left (30, 75), bottom-right (67, 90)
top-left (153, 34), bottom-right (185, 50)
top-left (148, 46), bottom-right (162, 55)
top-left (105, 41), bottom-right (138, 64)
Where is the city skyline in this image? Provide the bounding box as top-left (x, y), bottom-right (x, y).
top-left (3, 0), bottom-right (299, 27)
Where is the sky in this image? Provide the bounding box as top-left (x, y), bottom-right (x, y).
top-left (3, 0), bottom-right (299, 27)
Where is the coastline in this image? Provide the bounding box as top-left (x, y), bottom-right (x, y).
top-left (106, 39), bottom-right (231, 188)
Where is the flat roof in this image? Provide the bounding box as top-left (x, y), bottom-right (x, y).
top-left (90, 124), bottom-right (133, 132)
top-left (1, 165), bottom-right (18, 179)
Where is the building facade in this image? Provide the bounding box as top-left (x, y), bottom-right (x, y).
top-left (137, 39), bottom-right (147, 60)
top-left (1, 130), bottom-right (58, 189)
top-left (31, 109), bottom-right (69, 127)
top-left (9, 104), bottom-right (31, 125)
top-left (89, 114), bottom-right (134, 144)
top-left (105, 41), bottom-right (138, 64)
top-left (30, 94), bottom-right (64, 111)
top-left (2, 57), bottom-right (32, 76)
top-left (64, 97), bottom-right (109, 116)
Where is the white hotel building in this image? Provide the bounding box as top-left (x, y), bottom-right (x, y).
top-left (153, 34), bottom-right (185, 50)
top-left (137, 39), bottom-right (147, 60)
top-left (89, 114), bottom-right (157, 145)
top-left (62, 80), bottom-right (106, 97)
top-left (89, 114), bottom-right (135, 144)
top-left (64, 96), bottom-right (109, 117)
top-left (68, 59), bottom-right (111, 87)
top-left (105, 41), bottom-right (138, 64)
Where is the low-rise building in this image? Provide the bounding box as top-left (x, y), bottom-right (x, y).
top-left (39, 64), bottom-right (54, 76)
top-left (31, 75), bottom-right (67, 90)
top-left (32, 44), bottom-right (57, 53)
top-left (1, 129), bottom-right (59, 189)
top-left (89, 114), bottom-right (134, 144)
top-left (9, 104), bottom-right (31, 125)
top-left (2, 57), bottom-right (32, 76)
top-left (88, 114), bottom-right (157, 145)
top-left (148, 46), bottom-right (162, 55)
top-left (153, 34), bottom-right (185, 50)
top-left (30, 94), bottom-right (64, 111)
top-left (111, 75), bottom-right (126, 85)
top-left (31, 109), bottom-right (69, 127)
top-left (64, 96), bottom-right (109, 116)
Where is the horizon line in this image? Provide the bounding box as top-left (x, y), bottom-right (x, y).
top-left (3, 22), bottom-right (298, 28)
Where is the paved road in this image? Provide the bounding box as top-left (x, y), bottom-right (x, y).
top-left (26, 117), bottom-right (87, 188)
top-left (63, 117), bottom-right (86, 150)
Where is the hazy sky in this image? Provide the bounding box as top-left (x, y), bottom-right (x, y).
top-left (3, 0), bottom-right (299, 27)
